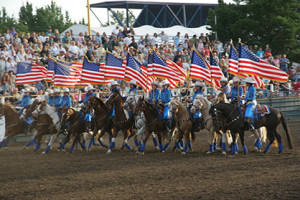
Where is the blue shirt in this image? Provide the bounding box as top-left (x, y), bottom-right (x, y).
top-left (17, 95), bottom-right (31, 107)
top-left (48, 96), bottom-right (54, 106)
top-left (280, 58), bottom-right (289, 71)
top-left (221, 85), bottom-right (229, 97)
top-left (256, 50), bottom-right (264, 58)
top-left (35, 81), bottom-right (44, 91)
top-left (160, 88), bottom-right (171, 104)
top-left (230, 86), bottom-right (243, 99)
top-left (80, 92), bottom-right (95, 105)
top-left (193, 89), bottom-right (203, 100)
top-left (129, 88), bottom-right (138, 95)
top-left (54, 95), bottom-right (62, 108)
top-left (172, 35), bottom-right (180, 47)
top-left (245, 85), bottom-right (256, 102)
top-left (149, 88), bottom-right (160, 102)
top-left (61, 95), bottom-right (72, 108)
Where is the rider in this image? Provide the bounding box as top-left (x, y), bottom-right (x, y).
top-left (79, 86), bottom-right (95, 105)
top-left (47, 89), bottom-right (54, 106)
top-left (148, 81), bottom-right (160, 104)
top-left (53, 89), bottom-right (62, 109)
top-left (16, 88), bottom-right (31, 115)
top-left (61, 88), bottom-right (72, 109)
top-left (128, 80), bottom-right (138, 95)
top-left (228, 76), bottom-right (243, 105)
top-left (241, 77), bottom-right (256, 131)
top-left (191, 81), bottom-right (204, 132)
top-left (159, 80), bottom-right (172, 132)
top-left (108, 81), bottom-right (120, 118)
top-left (219, 76), bottom-right (229, 98)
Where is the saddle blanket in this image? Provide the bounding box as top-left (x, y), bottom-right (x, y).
top-left (256, 105), bottom-right (271, 118)
top-left (0, 116), bottom-right (5, 142)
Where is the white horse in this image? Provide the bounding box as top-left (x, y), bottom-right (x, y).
top-left (191, 95), bottom-right (232, 155)
top-left (124, 94), bottom-right (159, 150)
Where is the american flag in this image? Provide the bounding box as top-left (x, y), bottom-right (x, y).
top-left (228, 43), bottom-right (241, 76)
top-left (54, 62), bottom-right (81, 87)
top-left (238, 43), bottom-right (288, 82)
top-left (248, 75), bottom-right (264, 89)
top-left (46, 58), bottom-right (56, 82)
top-left (210, 51), bottom-right (224, 80)
top-left (147, 51), bottom-right (154, 77)
top-left (105, 52), bottom-right (125, 80)
top-left (81, 56), bottom-right (105, 84)
top-left (125, 53), bottom-right (149, 91)
top-left (152, 51), bottom-right (181, 82)
top-left (166, 59), bottom-right (187, 86)
top-left (190, 50), bottom-right (212, 84)
top-left (16, 62), bottom-right (47, 85)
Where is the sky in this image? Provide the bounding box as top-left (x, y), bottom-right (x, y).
top-left (0, 0), bottom-right (234, 27)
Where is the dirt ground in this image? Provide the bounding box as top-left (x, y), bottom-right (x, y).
top-left (0, 120), bottom-right (299, 200)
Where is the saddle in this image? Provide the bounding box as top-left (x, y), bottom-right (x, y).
top-left (256, 104), bottom-right (271, 117)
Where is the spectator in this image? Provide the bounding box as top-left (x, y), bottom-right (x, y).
top-left (279, 54), bottom-right (290, 72)
top-left (159, 31), bottom-right (169, 44)
top-left (256, 47), bottom-right (264, 59)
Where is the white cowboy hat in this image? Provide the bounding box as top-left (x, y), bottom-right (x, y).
top-left (152, 81), bottom-right (159, 86)
top-left (129, 80), bottom-right (137, 85)
top-left (49, 89), bottom-right (54, 94)
top-left (161, 80), bottom-right (170, 86)
top-left (24, 88), bottom-right (30, 93)
top-left (244, 76), bottom-right (255, 83)
top-left (229, 80), bottom-right (233, 85)
top-left (220, 76), bottom-right (227, 82)
top-left (194, 81), bottom-right (204, 87)
top-left (215, 90), bottom-right (223, 96)
top-left (63, 88), bottom-right (69, 93)
top-left (233, 76), bottom-right (240, 82)
top-left (54, 88), bottom-right (60, 93)
top-left (110, 80), bottom-right (120, 86)
top-left (87, 86), bottom-right (94, 91)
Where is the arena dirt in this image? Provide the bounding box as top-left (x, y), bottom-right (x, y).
top-left (0, 121), bottom-right (299, 200)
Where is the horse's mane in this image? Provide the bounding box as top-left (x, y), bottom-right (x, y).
top-left (2, 103), bottom-right (18, 114)
top-left (144, 100), bottom-right (159, 117)
top-left (95, 96), bottom-right (109, 113)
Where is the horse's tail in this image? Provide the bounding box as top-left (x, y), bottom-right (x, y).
top-left (191, 131), bottom-right (196, 142)
top-left (280, 112), bottom-right (294, 150)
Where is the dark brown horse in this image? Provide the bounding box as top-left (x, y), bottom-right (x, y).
top-left (135, 98), bottom-right (170, 155)
top-left (31, 101), bottom-right (62, 153)
top-left (169, 99), bottom-right (195, 154)
top-left (86, 96), bottom-right (113, 151)
top-left (106, 90), bottom-right (134, 154)
top-left (0, 103), bottom-right (26, 147)
top-left (60, 107), bottom-right (87, 153)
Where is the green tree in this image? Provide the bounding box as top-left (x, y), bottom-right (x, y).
top-left (0, 7), bottom-right (17, 33)
top-left (107, 10), bottom-right (135, 26)
top-left (207, 0), bottom-right (300, 62)
top-left (19, 2), bottom-right (35, 31)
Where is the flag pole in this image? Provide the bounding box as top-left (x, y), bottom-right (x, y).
top-left (237, 38), bottom-right (241, 106)
top-left (87, 0), bottom-right (91, 36)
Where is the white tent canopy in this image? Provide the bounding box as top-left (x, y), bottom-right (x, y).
top-left (61, 24), bottom-right (212, 38)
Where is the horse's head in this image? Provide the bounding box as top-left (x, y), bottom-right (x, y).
top-left (215, 91), bottom-right (228, 104)
top-left (124, 94), bottom-right (137, 110)
top-left (135, 96), bottom-right (145, 113)
top-left (32, 101), bottom-right (47, 117)
top-left (61, 107), bottom-right (75, 122)
top-left (106, 90), bottom-right (123, 109)
top-left (87, 96), bottom-right (97, 110)
top-left (209, 104), bottom-right (226, 122)
top-left (169, 99), bottom-right (180, 114)
top-left (20, 99), bottom-right (40, 121)
top-left (191, 95), bottom-right (210, 114)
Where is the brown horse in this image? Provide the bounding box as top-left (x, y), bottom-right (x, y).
top-left (0, 103), bottom-right (26, 147)
top-left (106, 90), bottom-right (134, 154)
top-left (31, 101), bottom-right (61, 153)
top-left (169, 99), bottom-right (194, 154)
top-left (86, 96), bottom-right (113, 151)
top-left (135, 98), bottom-right (170, 155)
top-left (60, 107), bottom-right (87, 153)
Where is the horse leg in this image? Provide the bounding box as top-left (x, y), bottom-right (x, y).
top-left (207, 129), bottom-right (215, 154)
top-left (58, 131), bottom-right (71, 151)
top-left (275, 130), bottom-right (283, 155)
top-left (221, 130), bottom-right (227, 155)
top-left (253, 128), bottom-right (263, 152)
top-left (239, 130), bottom-right (248, 155)
top-left (151, 133), bottom-right (159, 150)
top-left (187, 132), bottom-right (193, 152)
top-left (107, 128), bottom-right (118, 154)
top-left (24, 130), bottom-right (38, 148)
top-left (173, 131), bottom-right (183, 152)
top-left (69, 134), bottom-right (80, 153)
top-left (34, 132), bottom-right (43, 152)
top-left (43, 132), bottom-right (59, 154)
top-left (213, 132), bottom-right (218, 151)
top-left (263, 128), bottom-right (275, 155)
top-left (123, 129), bottom-right (133, 150)
top-left (97, 129), bottom-right (108, 148)
top-left (157, 132), bottom-right (164, 152)
top-left (140, 130), bottom-right (151, 155)
top-left (88, 128), bottom-right (98, 151)
top-left (182, 131), bottom-right (190, 154)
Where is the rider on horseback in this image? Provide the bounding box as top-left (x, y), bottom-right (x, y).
top-left (47, 89), bottom-right (54, 106)
top-left (128, 80), bottom-right (138, 95)
top-left (228, 76), bottom-right (243, 105)
top-left (16, 88), bottom-right (31, 115)
top-left (61, 88), bottom-right (72, 132)
top-left (108, 81), bottom-right (120, 118)
top-left (159, 80), bottom-right (172, 132)
top-left (53, 89), bottom-right (62, 118)
top-left (191, 81), bottom-right (204, 132)
top-left (241, 77), bottom-right (256, 131)
top-left (219, 76), bottom-right (230, 98)
top-left (79, 86), bottom-right (95, 130)
top-left (148, 81), bottom-right (160, 104)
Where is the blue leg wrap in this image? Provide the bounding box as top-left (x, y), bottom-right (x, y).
top-left (152, 137), bottom-right (158, 147)
top-left (93, 138), bottom-right (99, 146)
top-left (76, 142), bottom-right (79, 148)
top-left (134, 138), bottom-right (140, 147)
top-left (88, 139), bottom-right (93, 149)
top-left (69, 145), bottom-right (74, 153)
top-left (141, 143), bottom-right (146, 152)
top-left (99, 140), bottom-right (106, 147)
top-left (278, 143), bottom-right (283, 153)
top-left (213, 142), bottom-right (217, 150)
top-left (222, 142), bottom-right (226, 152)
top-left (34, 143), bottom-right (41, 152)
top-left (264, 143), bottom-right (272, 153)
top-left (159, 144), bottom-right (163, 152)
top-left (188, 141), bottom-right (192, 150)
top-left (58, 142), bottom-right (65, 150)
top-left (26, 138), bottom-right (36, 147)
top-left (179, 140), bottom-right (184, 148)
top-left (109, 137), bottom-right (112, 143)
top-left (184, 144), bottom-right (188, 153)
top-left (109, 141), bottom-right (116, 150)
top-left (44, 145), bottom-right (51, 153)
top-left (255, 139), bottom-right (262, 149)
top-left (242, 145), bottom-right (248, 155)
top-left (163, 143), bottom-right (170, 151)
top-left (209, 144), bottom-right (213, 153)
top-left (0, 142), bottom-right (2, 148)
top-left (236, 143), bottom-right (239, 152)
top-left (230, 143), bottom-right (233, 149)
top-left (128, 135), bottom-right (132, 141)
top-left (81, 140), bottom-right (86, 150)
top-left (232, 144), bottom-right (237, 155)
top-left (125, 143), bottom-right (132, 150)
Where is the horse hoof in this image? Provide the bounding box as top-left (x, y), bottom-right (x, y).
top-left (61, 149), bottom-right (65, 152)
top-left (156, 146), bottom-right (160, 150)
top-left (222, 151), bottom-right (226, 155)
top-left (41, 152), bottom-right (46, 155)
top-left (277, 152), bottom-right (281, 156)
top-left (140, 152), bottom-right (144, 156)
top-left (107, 149), bottom-right (112, 154)
top-left (253, 147), bottom-right (259, 152)
top-left (206, 151), bottom-right (212, 154)
top-left (181, 152), bottom-right (186, 155)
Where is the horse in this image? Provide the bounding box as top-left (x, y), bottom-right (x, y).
top-left (210, 102), bottom-right (294, 155)
top-left (60, 107), bottom-right (88, 153)
top-left (86, 96), bottom-right (113, 151)
top-left (105, 90), bottom-right (134, 154)
top-left (31, 101), bottom-right (62, 154)
top-left (169, 99), bottom-right (194, 154)
top-left (0, 103), bottom-right (26, 147)
top-left (190, 95), bottom-right (232, 154)
top-left (135, 98), bottom-right (171, 155)
top-left (124, 94), bottom-right (159, 151)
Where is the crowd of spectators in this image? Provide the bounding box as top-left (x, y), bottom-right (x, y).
top-left (0, 25), bottom-right (299, 102)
